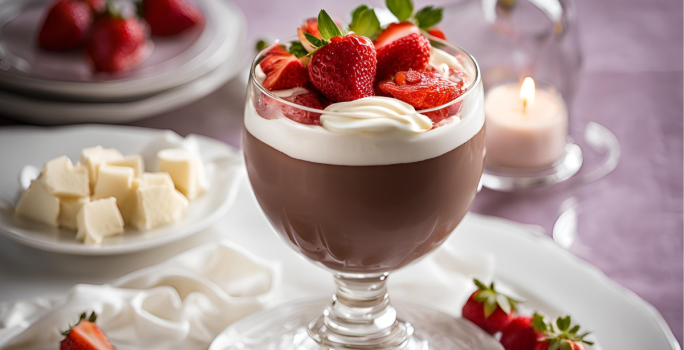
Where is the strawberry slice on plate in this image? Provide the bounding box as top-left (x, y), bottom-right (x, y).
top-left (259, 52), bottom-right (309, 91)
top-left (37, 0), bottom-right (93, 51)
top-left (374, 22), bottom-right (430, 79)
top-left (60, 312), bottom-right (114, 350)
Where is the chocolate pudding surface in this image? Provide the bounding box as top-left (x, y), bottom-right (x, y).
top-left (243, 126), bottom-right (485, 273)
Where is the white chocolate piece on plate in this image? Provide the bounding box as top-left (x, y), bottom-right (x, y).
top-left (93, 165), bottom-right (134, 205)
top-left (15, 179), bottom-right (60, 227)
top-left (81, 146), bottom-right (123, 189)
top-left (42, 156), bottom-right (89, 198)
top-left (58, 196), bottom-right (90, 230)
top-left (76, 198), bottom-right (124, 245)
top-left (157, 148), bottom-right (206, 200)
top-left (106, 155), bottom-right (144, 178)
top-left (141, 172), bottom-right (175, 188)
top-left (130, 185), bottom-right (189, 231)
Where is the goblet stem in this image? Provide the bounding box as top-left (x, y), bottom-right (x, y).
top-left (308, 272), bottom-right (418, 349)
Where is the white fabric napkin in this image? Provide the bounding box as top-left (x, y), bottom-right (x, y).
top-left (0, 241), bottom-right (280, 350)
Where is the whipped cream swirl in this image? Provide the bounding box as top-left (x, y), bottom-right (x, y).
top-left (320, 97), bottom-right (433, 137)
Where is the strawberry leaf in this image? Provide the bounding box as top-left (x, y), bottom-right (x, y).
top-left (255, 40), bottom-right (269, 52)
top-left (549, 339), bottom-right (561, 350)
top-left (532, 313), bottom-right (549, 332)
top-left (496, 293), bottom-right (511, 314)
top-left (349, 7), bottom-right (381, 39)
top-left (386, 0), bottom-right (413, 22)
top-left (415, 6), bottom-right (443, 30)
top-left (556, 315), bottom-right (571, 332)
top-left (289, 41), bottom-right (308, 58)
top-left (318, 10), bottom-right (342, 40)
top-left (559, 340), bottom-right (572, 350)
top-left (304, 32), bottom-right (326, 48)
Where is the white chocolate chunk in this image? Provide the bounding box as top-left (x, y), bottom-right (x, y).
top-left (130, 185), bottom-right (189, 231)
top-left (81, 146), bottom-right (123, 190)
top-left (76, 198), bottom-right (124, 245)
top-left (92, 165), bottom-right (134, 205)
top-left (106, 155), bottom-right (144, 178)
top-left (157, 148), bottom-right (206, 199)
top-left (42, 156), bottom-right (89, 198)
top-left (141, 172), bottom-right (175, 188)
top-left (58, 196), bottom-right (89, 230)
top-left (15, 180), bottom-right (60, 227)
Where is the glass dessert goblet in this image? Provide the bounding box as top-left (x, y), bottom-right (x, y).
top-left (241, 36), bottom-right (493, 349)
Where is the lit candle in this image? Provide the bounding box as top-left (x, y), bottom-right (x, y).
top-left (484, 77), bottom-right (568, 169)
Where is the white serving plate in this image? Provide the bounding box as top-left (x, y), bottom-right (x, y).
top-left (0, 0), bottom-right (245, 101)
top-left (208, 182), bottom-right (680, 350)
top-left (0, 48), bottom-right (245, 124)
top-left (0, 125), bottom-right (244, 255)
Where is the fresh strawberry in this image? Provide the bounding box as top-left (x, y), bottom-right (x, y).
top-left (427, 27), bottom-right (446, 40)
top-left (461, 279), bottom-right (520, 334)
top-left (37, 0), bottom-right (93, 51)
top-left (305, 10), bottom-right (376, 102)
top-left (380, 69), bottom-right (461, 108)
top-left (374, 22), bottom-right (430, 79)
top-left (142, 0), bottom-right (204, 36)
top-left (532, 315), bottom-right (594, 350)
top-left (500, 315), bottom-right (545, 350)
top-left (86, 8), bottom-right (146, 72)
top-left (60, 312), bottom-right (114, 350)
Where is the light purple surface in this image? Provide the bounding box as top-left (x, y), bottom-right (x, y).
top-left (0, 0), bottom-right (681, 343)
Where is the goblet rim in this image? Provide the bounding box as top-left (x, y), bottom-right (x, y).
top-left (249, 33), bottom-right (482, 116)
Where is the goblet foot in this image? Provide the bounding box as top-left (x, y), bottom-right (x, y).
top-left (210, 299), bottom-right (502, 350)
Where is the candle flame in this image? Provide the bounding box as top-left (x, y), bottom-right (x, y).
top-left (520, 77), bottom-right (536, 113)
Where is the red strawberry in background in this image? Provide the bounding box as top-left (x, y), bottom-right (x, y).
top-left (142, 0), bottom-right (204, 36)
top-left (259, 50), bottom-right (309, 91)
top-left (301, 17), bottom-right (322, 38)
top-left (37, 0), bottom-right (93, 51)
top-left (532, 315), bottom-right (594, 350)
top-left (86, 6), bottom-right (147, 72)
top-left (461, 279), bottom-right (520, 334)
top-left (60, 312), bottom-right (114, 350)
top-left (85, 0), bottom-right (105, 14)
top-left (305, 10), bottom-right (376, 102)
top-left (374, 22), bottom-right (430, 79)
top-left (500, 315), bottom-right (545, 350)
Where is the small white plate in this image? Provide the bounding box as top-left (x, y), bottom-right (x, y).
top-left (0, 0), bottom-right (246, 101)
top-left (0, 125), bottom-right (244, 255)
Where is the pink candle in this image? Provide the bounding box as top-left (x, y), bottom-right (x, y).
top-left (484, 78), bottom-right (568, 170)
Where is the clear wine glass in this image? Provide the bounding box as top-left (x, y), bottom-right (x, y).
top-left (236, 35), bottom-right (497, 350)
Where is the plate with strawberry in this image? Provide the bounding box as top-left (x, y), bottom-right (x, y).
top-left (0, 0), bottom-right (245, 101)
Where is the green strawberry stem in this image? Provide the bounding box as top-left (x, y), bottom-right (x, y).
top-left (532, 313), bottom-right (595, 348)
top-left (384, 0), bottom-right (444, 30)
top-left (472, 278), bottom-right (522, 318)
top-left (61, 311), bottom-right (98, 337)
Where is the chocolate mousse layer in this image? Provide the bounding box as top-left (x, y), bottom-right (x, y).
top-left (244, 126), bottom-right (485, 273)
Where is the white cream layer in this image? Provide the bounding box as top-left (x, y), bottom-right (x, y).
top-left (246, 48), bottom-right (485, 165)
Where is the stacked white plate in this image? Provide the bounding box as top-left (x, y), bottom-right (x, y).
top-left (0, 0), bottom-right (246, 124)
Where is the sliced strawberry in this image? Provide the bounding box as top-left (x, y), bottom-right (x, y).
top-left (300, 17), bottom-right (321, 38)
top-left (281, 91), bottom-right (329, 125)
top-left (374, 22), bottom-right (430, 79)
top-left (38, 0), bottom-right (93, 51)
top-left (60, 312), bottom-right (113, 350)
top-left (265, 44), bottom-right (290, 56)
top-left (427, 27), bottom-right (446, 40)
top-left (255, 90), bottom-right (328, 125)
top-left (379, 70), bottom-right (462, 109)
top-left (259, 53), bottom-right (309, 91)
